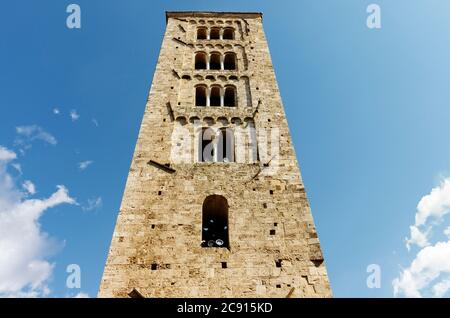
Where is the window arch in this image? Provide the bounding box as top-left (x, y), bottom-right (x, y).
top-left (224, 53), bottom-right (236, 70)
top-left (209, 86), bottom-right (221, 106)
top-left (202, 195), bottom-right (229, 248)
top-left (209, 52), bottom-right (221, 70)
top-left (199, 127), bottom-right (215, 162)
top-left (197, 27), bottom-right (207, 40)
top-left (210, 27), bottom-right (220, 40)
top-left (223, 28), bottom-right (234, 40)
top-left (195, 85), bottom-right (207, 106)
top-left (217, 128), bottom-right (235, 163)
top-left (224, 86), bottom-right (236, 107)
top-left (195, 52), bottom-right (207, 70)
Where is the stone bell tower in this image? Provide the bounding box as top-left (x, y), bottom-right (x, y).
top-left (98, 11), bottom-right (331, 298)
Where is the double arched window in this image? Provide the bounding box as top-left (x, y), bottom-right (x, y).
top-left (194, 52), bottom-right (237, 71)
top-left (198, 127), bottom-right (235, 163)
top-left (197, 27), bottom-right (235, 40)
top-left (195, 85), bottom-right (237, 107)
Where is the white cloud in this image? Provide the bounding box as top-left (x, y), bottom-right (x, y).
top-left (22, 180), bottom-right (36, 195)
top-left (15, 125), bottom-right (57, 149)
top-left (0, 145), bottom-right (76, 297)
top-left (70, 110), bottom-right (80, 122)
top-left (78, 160), bottom-right (93, 171)
top-left (92, 118), bottom-right (99, 127)
top-left (406, 225), bottom-right (429, 251)
top-left (393, 241), bottom-right (450, 297)
top-left (53, 108), bottom-right (60, 115)
top-left (445, 227), bottom-right (450, 238)
top-left (0, 147), bottom-right (17, 162)
top-left (415, 178), bottom-right (450, 227)
top-left (12, 163), bottom-right (22, 174)
top-left (394, 177), bottom-right (450, 298)
top-left (82, 197), bottom-right (102, 212)
top-left (73, 292), bottom-right (89, 298)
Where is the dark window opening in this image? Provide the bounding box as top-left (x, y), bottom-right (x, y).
top-left (223, 28), bottom-right (234, 40)
top-left (197, 28), bottom-right (207, 40)
top-left (221, 262), bottom-right (227, 269)
top-left (274, 222), bottom-right (278, 227)
top-left (217, 128), bottom-right (235, 163)
top-left (199, 128), bottom-right (215, 162)
top-left (270, 230), bottom-right (276, 235)
top-left (224, 53), bottom-right (236, 70)
top-left (275, 260), bottom-right (282, 268)
top-left (151, 224), bottom-right (155, 229)
top-left (263, 203), bottom-right (267, 209)
top-left (158, 191), bottom-right (162, 195)
top-left (224, 86), bottom-right (236, 107)
top-left (195, 53), bottom-right (207, 70)
top-left (210, 27), bottom-right (220, 40)
top-left (210, 53), bottom-right (221, 70)
top-left (276, 284), bottom-right (281, 288)
top-left (195, 86), bottom-right (207, 106)
top-left (151, 264), bottom-right (157, 270)
top-left (202, 195), bottom-right (229, 248)
top-left (270, 190), bottom-right (274, 195)
top-left (210, 86), bottom-right (221, 106)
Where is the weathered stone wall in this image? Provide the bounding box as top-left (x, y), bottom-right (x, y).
top-left (98, 12), bottom-right (331, 298)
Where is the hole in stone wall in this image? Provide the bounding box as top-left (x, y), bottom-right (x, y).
top-left (276, 284), bottom-right (281, 288)
top-left (274, 222), bottom-right (278, 227)
top-left (151, 224), bottom-right (155, 229)
top-left (158, 191), bottom-right (162, 195)
top-left (221, 262), bottom-right (227, 269)
top-left (270, 190), bottom-right (274, 195)
top-left (263, 203), bottom-right (267, 209)
top-left (275, 260), bottom-right (282, 268)
top-left (270, 230), bottom-right (276, 235)
top-left (151, 264), bottom-right (157, 270)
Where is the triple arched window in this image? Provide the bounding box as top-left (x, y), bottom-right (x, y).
top-left (197, 27), bottom-right (235, 40)
top-left (194, 52), bottom-right (237, 71)
top-left (195, 85), bottom-right (237, 107)
top-left (198, 127), bottom-right (235, 163)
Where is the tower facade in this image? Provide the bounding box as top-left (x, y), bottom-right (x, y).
top-left (98, 12), bottom-right (331, 298)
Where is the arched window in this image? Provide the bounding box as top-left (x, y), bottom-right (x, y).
top-left (197, 28), bottom-right (207, 40)
top-left (217, 128), bottom-right (235, 163)
top-left (224, 86), bottom-right (236, 107)
top-left (199, 128), bottom-right (215, 162)
top-left (224, 53), bottom-right (236, 70)
top-left (195, 86), bottom-right (207, 106)
top-left (202, 195), bottom-right (229, 248)
top-left (223, 28), bottom-right (234, 40)
top-left (210, 27), bottom-right (220, 40)
top-left (210, 86), bottom-right (221, 106)
top-left (210, 52), bottom-right (221, 70)
top-left (195, 52), bottom-right (207, 70)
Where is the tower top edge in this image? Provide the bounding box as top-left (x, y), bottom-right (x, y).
top-left (166, 11), bottom-right (263, 23)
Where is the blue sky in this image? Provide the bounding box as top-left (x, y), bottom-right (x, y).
top-left (1, 0), bottom-right (450, 298)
